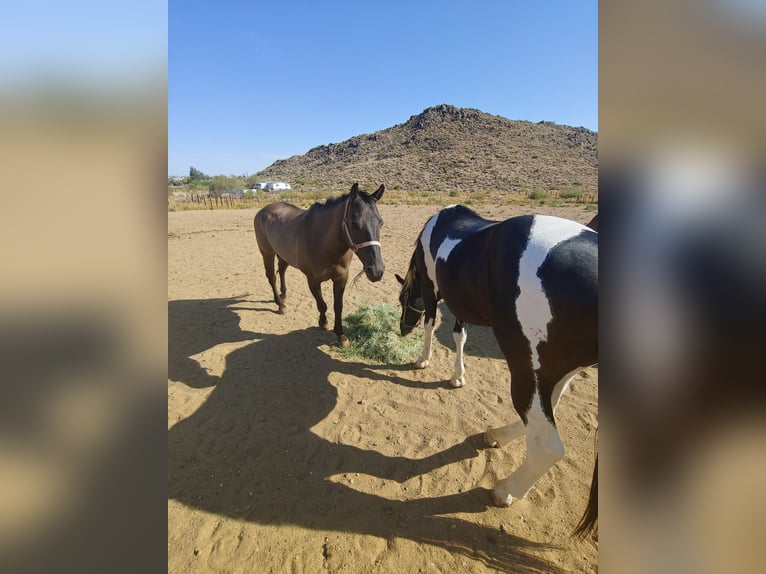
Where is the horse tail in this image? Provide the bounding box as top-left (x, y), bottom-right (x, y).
top-left (574, 452), bottom-right (598, 538)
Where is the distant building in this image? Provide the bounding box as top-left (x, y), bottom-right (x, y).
top-left (263, 181), bottom-right (291, 192)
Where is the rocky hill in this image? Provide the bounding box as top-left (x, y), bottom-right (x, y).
top-left (255, 104), bottom-right (597, 195)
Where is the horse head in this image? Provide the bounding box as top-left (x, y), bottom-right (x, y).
top-left (344, 183), bottom-right (386, 282)
top-left (395, 261), bottom-right (425, 336)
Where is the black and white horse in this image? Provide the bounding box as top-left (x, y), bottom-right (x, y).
top-left (396, 205), bottom-right (598, 535)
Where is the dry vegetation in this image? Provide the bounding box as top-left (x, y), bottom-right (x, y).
top-left (169, 104), bottom-right (598, 212)
top-left (257, 104), bottom-right (597, 196)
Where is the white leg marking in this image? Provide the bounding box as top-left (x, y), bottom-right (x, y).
top-left (492, 390), bottom-right (565, 506)
top-left (517, 216), bottom-right (588, 372)
top-left (450, 326), bottom-right (467, 388)
top-left (484, 420), bottom-right (525, 447)
top-left (485, 368), bottom-right (577, 448)
top-left (415, 317), bottom-right (434, 369)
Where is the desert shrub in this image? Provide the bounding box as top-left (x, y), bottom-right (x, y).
top-left (528, 188), bottom-right (549, 201)
top-left (561, 189), bottom-right (584, 202)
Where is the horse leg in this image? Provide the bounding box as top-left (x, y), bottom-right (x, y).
top-left (484, 369), bottom-right (578, 448)
top-left (331, 275), bottom-right (349, 347)
top-left (307, 278), bottom-right (328, 330)
top-left (491, 392), bottom-right (565, 507)
top-left (450, 319), bottom-right (467, 388)
top-left (484, 420), bottom-right (525, 448)
top-left (261, 251), bottom-right (285, 313)
top-left (277, 256), bottom-right (288, 301)
top-left (491, 366), bottom-right (579, 506)
top-left (414, 299), bottom-right (438, 369)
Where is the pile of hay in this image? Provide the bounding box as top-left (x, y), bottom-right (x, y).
top-left (334, 304), bottom-right (423, 364)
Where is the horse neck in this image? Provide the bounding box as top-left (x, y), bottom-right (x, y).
top-left (306, 199), bottom-right (350, 257)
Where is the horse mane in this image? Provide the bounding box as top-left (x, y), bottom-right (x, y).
top-left (400, 242), bottom-right (420, 293)
top-left (306, 192), bottom-right (350, 212)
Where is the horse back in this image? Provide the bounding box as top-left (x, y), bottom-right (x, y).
top-left (493, 215), bottom-right (598, 364)
top-left (254, 202), bottom-right (306, 262)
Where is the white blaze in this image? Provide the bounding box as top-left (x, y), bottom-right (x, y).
top-left (516, 215), bottom-right (587, 373)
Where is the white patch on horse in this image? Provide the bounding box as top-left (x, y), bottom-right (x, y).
top-left (492, 389), bottom-right (565, 505)
top-left (420, 213), bottom-right (441, 299)
top-left (415, 317), bottom-right (434, 369)
top-left (516, 215), bottom-right (587, 373)
top-left (451, 325), bottom-right (467, 388)
top-left (436, 236), bottom-right (462, 265)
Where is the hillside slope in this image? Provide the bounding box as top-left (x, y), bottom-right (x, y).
top-left (256, 104), bottom-right (597, 195)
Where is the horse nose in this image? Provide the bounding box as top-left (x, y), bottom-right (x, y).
top-left (365, 263), bottom-right (384, 282)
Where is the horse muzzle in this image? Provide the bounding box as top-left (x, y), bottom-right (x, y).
top-left (364, 263), bottom-right (385, 282)
top-left (399, 319), bottom-right (417, 337)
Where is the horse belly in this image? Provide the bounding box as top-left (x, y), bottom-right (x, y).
top-left (256, 215), bottom-right (301, 266)
top-left (437, 262), bottom-right (493, 326)
top-left (267, 231), bottom-right (301, 266)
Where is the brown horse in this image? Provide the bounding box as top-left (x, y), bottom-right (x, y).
top-left (254, 183), bottom-right (385, 346)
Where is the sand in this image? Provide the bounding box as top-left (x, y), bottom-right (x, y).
top-left (168, 202), bottom-right (598, 573)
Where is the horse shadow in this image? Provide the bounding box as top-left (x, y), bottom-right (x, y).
top-left (434, 302), bottom-right (505, 360)
top-left (168, 297), bottom-right (260, 388)
top-left (168, 297), bottom-right (563, 573)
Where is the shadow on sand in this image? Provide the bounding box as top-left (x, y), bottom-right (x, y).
top-left (168, 297), bottom-right (563, 573)
top-left (433, 302), bottom-right (505, 361)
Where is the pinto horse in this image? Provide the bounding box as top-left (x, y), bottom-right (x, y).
top-left (396, 205), bottom-right (598, 536)
top-left (254, 183), bottom-right (385, 346)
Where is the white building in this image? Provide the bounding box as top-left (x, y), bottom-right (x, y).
top-left (264, 181), bottom-right (291, 192)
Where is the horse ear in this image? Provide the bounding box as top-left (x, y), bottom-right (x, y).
top-left (350, 183), bottom-right (359, 198)
top-left (372, 184), bottom-right (385, 202)
top-left (395, 273), bottom-right (405, 285)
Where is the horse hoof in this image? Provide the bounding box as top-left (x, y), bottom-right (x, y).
top-left (491, 488), bottom-right (513, 507)
top-left (277, 306), bottom-right (286, 315)
top-left (319, 318), bottom-right (329, 330)
top-left (450, 376), bottom-right (465, 388)
top-left (483, 431), bottom-right (500, 448)
top-left (414, 358), bottom-right (429, 369)
top-left (338, 335), bottom-right (349, 348)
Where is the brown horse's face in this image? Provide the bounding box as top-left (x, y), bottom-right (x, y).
top-left (347, 185), bottom-right (386, 282)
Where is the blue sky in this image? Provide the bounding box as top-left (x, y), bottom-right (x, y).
top-left (169, 1), bottom-right (597, 177)
top-left (2, 1), bottom-right (166, 88)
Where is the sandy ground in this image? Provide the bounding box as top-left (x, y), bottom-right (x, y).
top-left (168, 202), bottom-right (598, 573)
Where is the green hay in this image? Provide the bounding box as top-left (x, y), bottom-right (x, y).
top-left (333, 304), bottom-right (423, 364)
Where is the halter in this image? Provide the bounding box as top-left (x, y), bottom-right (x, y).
top-left (342, 195), bottom-right (381, 253)
top-left (403, 304), bottom-right (425, 328)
